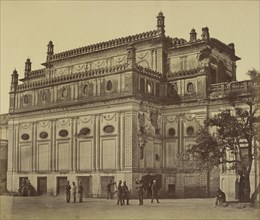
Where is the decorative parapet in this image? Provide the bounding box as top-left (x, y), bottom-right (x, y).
top-left (17, 63), bottom-right (128, 91)
top-left (168, 67), bottom-right (204, 79)
top-left (210, 38), bottom-right (234, 54)
top-left (209, 80), bottom-right (251, 94)
top-left (46, 30), bottom-right (160, 63)
top-left (28, 69), bottom-right (45, 78)
top-left (20, 69), bottom-right (46, 81)
top-left (134, 65), bottom-right (163, 79)
top-left (168, 37), bottom-right (240, 61)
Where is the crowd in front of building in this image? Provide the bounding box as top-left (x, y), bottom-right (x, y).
top-left (62, 178), bottom-right (161, 206)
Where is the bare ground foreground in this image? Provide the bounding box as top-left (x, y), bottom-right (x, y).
top-left (0, 195), bottom-right (259, 220)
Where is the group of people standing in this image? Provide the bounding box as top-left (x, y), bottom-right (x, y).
top-left (107, 179), bottom-right (160, 206)
top-left (64, 178), bottom-right (160, 205)
top-left (106, 180), bottom-right (130, 205)
top-left (65, 181), bottom-right (84, 203)
top-left (136, 179), bottom-right (160, 205)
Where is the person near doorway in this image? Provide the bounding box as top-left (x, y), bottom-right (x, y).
top-left (65, 181), bottom-right (71, 203)
top-left (72, 182), bottom-right (77, 203)
top-left (78, 181), bottom-right (84, 203)
top-left (117, 180), bottom-right (124, 206)
top-left (151, 180), bottom-right (160, 203)
top-left (136, 179), bottom-right (144, 205)
top-left (122, 181), bottom-right (130, 205)
top-left (106, 180), bottom-right (116, 199)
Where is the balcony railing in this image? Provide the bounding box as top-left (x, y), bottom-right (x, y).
top-left (210, 80), bottom-right (251, 93)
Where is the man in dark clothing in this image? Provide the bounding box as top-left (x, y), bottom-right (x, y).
top-left (147, 182), bottom-right (152, 198)
top-left (72, 182), bottom-right (77, 203)
top-left (151, 180), bottom-right (159, 203)
top-left (136, 179), bottom-right (144, 205)
top-left (238, 174), bottom-right (245, 202)
top-left (78, 181), bottom-right (84, 203)
top-left (117, 180), bottom-right (123, 206)
top-left (106, 180), bottom-right (116, 199)
top-left (122, 181), bottom-right (130, 205)
top-left (65, 181), bottom-right (71, 203)
top-left (215, 187), bottom-right (226, 206)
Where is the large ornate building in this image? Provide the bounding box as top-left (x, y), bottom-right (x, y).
top-left (5, 12), bottom-right (256, 198)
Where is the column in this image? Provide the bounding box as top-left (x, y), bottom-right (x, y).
top-left (73, 117), bottom-right (78, 172)
top-left (151, 50), bottom-right (154, 70)
top-left (15, 124), bottom-right (19, 172)
top-left (120, 112), bottom-right (125, 170)
top-left (13, 124), bottom-right (17, 172)
top-left (32, 122), bottom-right (37, 172)
top-left (179, 114), bottom-right (183, 154)
top-left (116, 113), bottom-right (120, 170)
top-left (69, 117), bottom-right (76, 172)
top-left (50, 120), bottom-right (53, 172)
top-left (162, 116), bottom-right (166, 168)
top-left (52, 119), bottom-right (57, 172)
top-left (95, 115), bottom-right (100, 170)
top-left (154, 49), bottom-right (157, 71)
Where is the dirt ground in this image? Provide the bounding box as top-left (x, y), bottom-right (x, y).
top-left (0, 195), bottom-right (259, 220)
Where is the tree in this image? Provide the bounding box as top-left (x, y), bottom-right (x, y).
top-left (189, 69), bottom-right (260, 203)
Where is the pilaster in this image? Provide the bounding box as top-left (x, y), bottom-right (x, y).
top-left (15, 124), bottom-right (19, 172)
top-left (116, 113), bottom-right (120, 170)
top-left (120, 112), bottom-right (125, 170)
top-left (95, 115), bottom-right (100, 170)
top-left (32, 122), bottom-right (37, 172)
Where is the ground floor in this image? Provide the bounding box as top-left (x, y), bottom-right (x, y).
top-left (220, 172), bottom-right (259, 201)
top-left (7, 169), bottom-right (219, 198)
top-left (0, 196), bottom-right (258, 220)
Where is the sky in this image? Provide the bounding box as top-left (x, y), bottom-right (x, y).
top-left (0, 0), bottom-right (259, 114)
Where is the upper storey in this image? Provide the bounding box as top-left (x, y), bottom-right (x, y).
top-left (15, 12), bottom-right (240, 87)
top-left (167, 27), bottom-right (240, 84)
top-left (9, 12), bottom-right (246, 114)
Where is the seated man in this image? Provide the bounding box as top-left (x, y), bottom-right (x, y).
top-left (215, 187), bottom-right (226, 206)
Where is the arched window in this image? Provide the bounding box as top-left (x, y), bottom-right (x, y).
top-left (106, 80), bottom-right (113, 91)
top-left (147, 81), bottom-right (153, 94)
top-left (140, 78), bottom-right (145, 93)
top-left (42, 92), bottom-right (47, 101)
top-left (83, 84), bottom-right (89, 94)
top-left (61, 87), bottom-right (67, 98)
top-left (186, 126), bottom-right (194, 136)
top-left (187, 83), bottom-right (194, 94)
top-left (24, 95), bottom-right (29, 104)
top-left (168, 84), bottom-right (177, 96)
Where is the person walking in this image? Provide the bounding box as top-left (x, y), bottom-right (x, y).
top-left (151, 180), bottom-right (159, 203)
top-left (117, 180), bottom-right (123, 206)
top-left (122, 181), bottom-right (130, 205)
top-left (72, 182), bottom-right (77, 203)
top-left (65, 181), bottom-right (71, 203)
top-left (78, 181), bottom-right (84, 203)
top-left (136, 179), bottom-right (144, 205)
